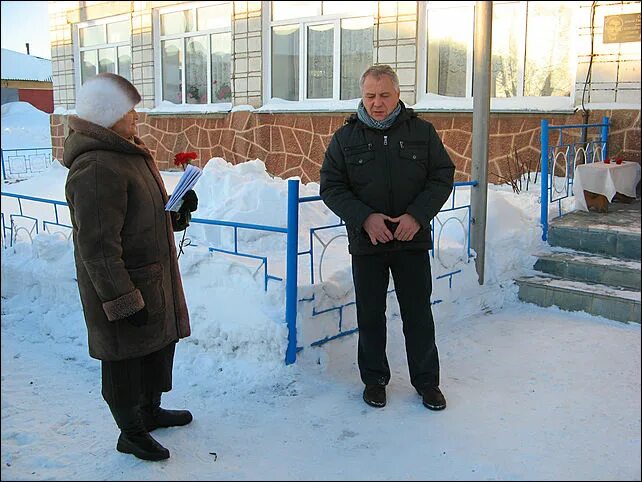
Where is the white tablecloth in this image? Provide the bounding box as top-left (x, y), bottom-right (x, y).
top-left (573, 161), bottom-right (641, 211)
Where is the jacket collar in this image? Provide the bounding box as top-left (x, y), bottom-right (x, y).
top-left (63, 116), bottom-right (152, 167)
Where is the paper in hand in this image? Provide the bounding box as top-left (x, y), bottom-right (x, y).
top-left (165, 164), bottom-right (203, 212)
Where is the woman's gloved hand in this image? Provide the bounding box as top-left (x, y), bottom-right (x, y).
top-left (126, 305), bottom-right (149, 327)
top-left (171, 190), bottom-right (198, 231)
top-left (182, 189), bottom-right (198, 212)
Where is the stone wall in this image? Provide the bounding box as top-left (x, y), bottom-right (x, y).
top-left (51, 110), bottom-right (640, 184)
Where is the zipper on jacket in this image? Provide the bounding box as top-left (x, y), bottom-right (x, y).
top-left (383, 135), bottom-right (394, 220)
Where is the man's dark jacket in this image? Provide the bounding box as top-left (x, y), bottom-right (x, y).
top-left (320, 103), bottom-right (455, 255)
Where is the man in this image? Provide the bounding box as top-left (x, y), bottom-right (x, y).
top-left (64, 73), bottom-right (197, 460)
top-left (320, 65), bottom-right (455, 410)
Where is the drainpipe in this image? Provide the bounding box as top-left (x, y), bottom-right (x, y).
top-left (470, 1), bottom-right (492, 285)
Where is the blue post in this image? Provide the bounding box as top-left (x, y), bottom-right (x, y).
top-left (285, 179), bottom-right (299, 365)
top-left (601, 116), bottom-right (609, 161)
top-left (1, 149), bottom-right (6, 181)
top-left (540, 119), bottom-right (549, 242)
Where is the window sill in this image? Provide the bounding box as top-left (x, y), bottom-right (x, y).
top-left (140, 101), bottom-right (233, 115)
top-left (410, 107), bottom-right (578, 115)
top-left (255, 98), bottom-right (361, 113)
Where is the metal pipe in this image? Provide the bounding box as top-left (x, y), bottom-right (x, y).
top-left (1, 150), bottom-right (6, 181)
top-left (540, 119), bottom-right (549, 241)
top-left (285, 179), bottom-right (299, 365)
top-left (470, 1), bottom-right (492, 285)
top-left (601, 116), bottom-right (609, 159)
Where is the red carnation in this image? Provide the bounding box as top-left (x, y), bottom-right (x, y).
top-left (174, 151), bottom-right (198, 170)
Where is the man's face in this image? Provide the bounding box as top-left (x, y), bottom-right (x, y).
top-left (361, 74), bottom-right (400, 121)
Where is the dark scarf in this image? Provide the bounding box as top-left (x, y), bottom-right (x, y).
top-left (356, 100), bottom-right (402, 130)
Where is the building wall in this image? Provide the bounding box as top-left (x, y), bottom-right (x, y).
top-left (1, 87), bottom-right (19, 104)
top-left (232, 1), bottom-right (263, 107)
top-left (49, 2), bottom-right (78, 109)
top-left (51, 109), bottom-right (640, 184)
top-left (131, 3), bottom-right (156, 109)
top-left (575, 1), bottom-right (641, 106)
top-left (17, 89), bottom-right (54, 113)
top-left (48, 1), bottom-right (642, 109)
top-left (49, 1), bottom-right (641, 182)
top-left (374, 2), bottom-right (418, 106)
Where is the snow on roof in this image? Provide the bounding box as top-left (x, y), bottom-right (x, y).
top-left (1, 48), bottom-right (52, 83)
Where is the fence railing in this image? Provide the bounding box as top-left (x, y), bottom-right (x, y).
top-left (2, 178), bottom-right (476, 365)
top-left (1, 147), bottom-right (55, 180)
top-left (1, 192), bottom-right (71, 247)
top-left (540, 117), bottom-right (609, 241)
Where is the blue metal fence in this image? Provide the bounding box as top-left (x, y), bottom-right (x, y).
top-left (1, 148), bottom-right (54, 180)
top-left (0, 192), bottom-right (71, 247)
top-left (2, 178), bottom-right (477, 365)
top-left (540, 117), bottom-right (609, 241)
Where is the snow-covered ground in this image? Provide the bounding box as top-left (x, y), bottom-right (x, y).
top-left (1, 106), bottom-right (640, 481)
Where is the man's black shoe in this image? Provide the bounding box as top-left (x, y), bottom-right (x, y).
top-left (116, 431), bottom-right (170, 461)
top-left (416, 386), bottom-right (446, 411)
top-left (363, 385), bottom-right (386, 408)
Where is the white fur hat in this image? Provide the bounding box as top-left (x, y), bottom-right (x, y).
top-left (75, 73), bottom-right (141, 128)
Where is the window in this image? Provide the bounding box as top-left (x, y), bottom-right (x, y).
top-left (421, 1), bottom-right (576, 109)
top-left (157, 2), bottom-right (232, 105)
top-left (78, 19), bottom-right (131, 84)
top-left (269, 1), bottom-right (375, 101)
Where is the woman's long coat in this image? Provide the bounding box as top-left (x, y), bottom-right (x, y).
top-left (63, 116), bottom-right (190, 361)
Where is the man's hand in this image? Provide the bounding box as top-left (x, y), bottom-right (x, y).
top-left (388, 213), bottom-right (421, 241)
top-left (363, 213), bottom-right (394, 245)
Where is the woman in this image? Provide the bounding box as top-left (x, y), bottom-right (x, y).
top-left (63, 73), bottom-right (197, 461)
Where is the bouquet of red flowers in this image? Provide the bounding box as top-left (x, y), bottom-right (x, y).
top-left (174, 151), bottom-right (198, 170)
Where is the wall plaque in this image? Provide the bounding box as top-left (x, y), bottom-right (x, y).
top-left (603, 13), bottom-right (641, 44)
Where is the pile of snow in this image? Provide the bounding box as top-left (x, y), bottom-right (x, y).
top-left (1, 101), bottom-right (52, 150)
top-left (1, 157), bottom-right (551, 371)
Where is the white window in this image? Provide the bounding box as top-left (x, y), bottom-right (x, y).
top-left (156, 2), bottom-right (232, 105)
top-left (418, 1), bottom-right (577, 110)
top-left (269, 1), bottom-right (375, 101)
top-left (77, 17), bottom-right (131, 84)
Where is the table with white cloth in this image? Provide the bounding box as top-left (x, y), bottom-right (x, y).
top-left (573, 161), bottom-right (641, 212)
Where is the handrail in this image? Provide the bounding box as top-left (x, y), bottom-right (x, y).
top-left (540, 117), bottom-right (609, 241)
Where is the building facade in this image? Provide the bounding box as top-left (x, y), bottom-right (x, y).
top-left (49, 1), bottom-right (641, 183)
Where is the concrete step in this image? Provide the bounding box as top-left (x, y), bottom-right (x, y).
top-left (547, 201), bottom-right (641, 260)
top-left (548, 223), bottom-right (640, 260)
top-left (534, 251), bottom-right (641, 290)
top-left (516, 274), bottom-right (641, 324)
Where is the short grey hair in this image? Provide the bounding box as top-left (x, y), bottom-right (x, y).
top-left (359, 65), bottom-right (400, 93)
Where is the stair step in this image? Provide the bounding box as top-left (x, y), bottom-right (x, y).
top-left (547, 202), bottom-right (641, 260)
top-left (548, 224), bottom-right (640, 260)
top-left (534, 251), bottom-right (641, 290)
top-left (516, 275), bottom-right (641, 324)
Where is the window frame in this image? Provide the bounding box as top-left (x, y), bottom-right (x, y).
top-left (417, 0), bottom-right (578, 111)
top-left (265, 1), bottom-right (375, 103)
top-left (153, 1), bottom-right (233, 107)
top-left (73, 14), bottom-right (132, 88)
